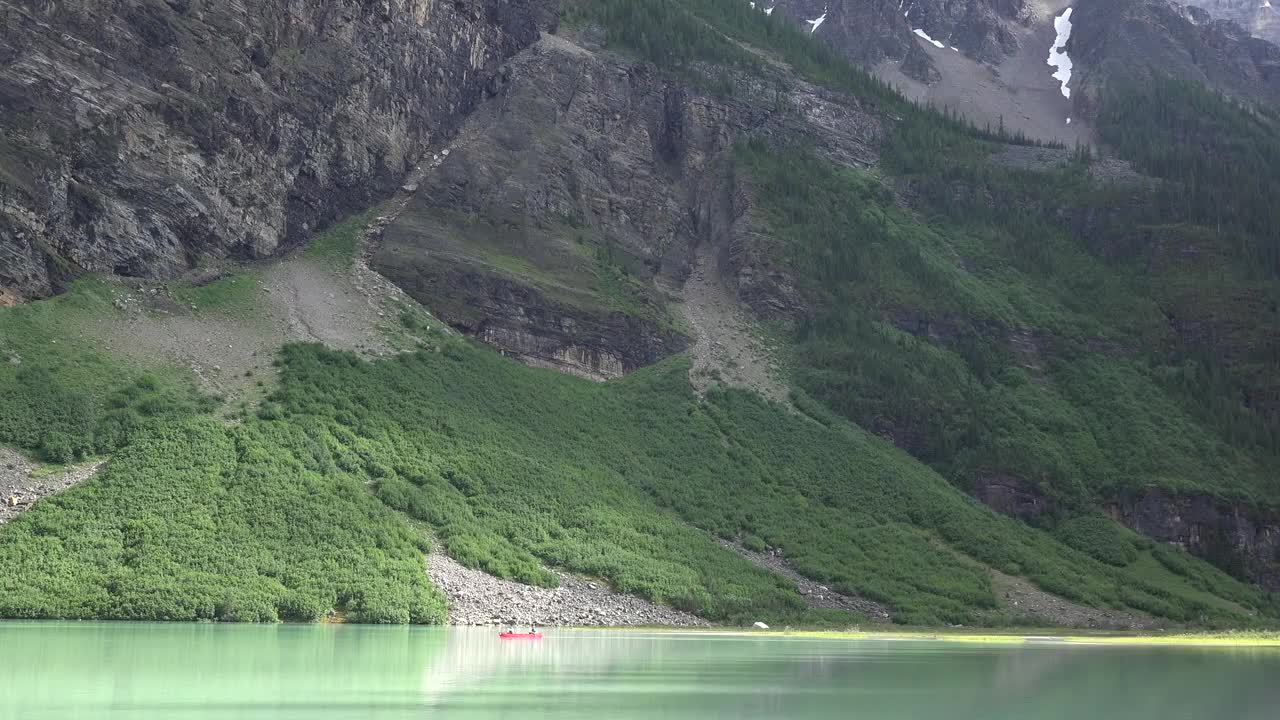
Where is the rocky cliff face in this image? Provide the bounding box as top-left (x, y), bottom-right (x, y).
top-left (967, 472), bottom-right (1280, 591)
top-left (1110, 490), bottom-right (1280, 591)
top-left (1185, 0), bottom-right (1280, 45)
top-left (373, 32), bottom-right (881, 378)
top-left (1071, 0), bottom-right (1280, 114)
top-left (968, 471), bottom-right (1053, 521)
top-left (774, 0), bottom-right (1034, 82)
top-left (0, 0), bottom-right (553, 300)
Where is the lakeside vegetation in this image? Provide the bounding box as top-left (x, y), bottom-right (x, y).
top-left (0, 417), bottom-right (446, 623)
top-left (5, 287), bottom-right (1273, 626)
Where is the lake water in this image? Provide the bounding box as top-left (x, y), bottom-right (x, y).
top-left (2, 623), bottom-right (1277, 719)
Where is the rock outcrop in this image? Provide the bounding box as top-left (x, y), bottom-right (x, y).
top-left (966, 471), bottom-right (1280, 593)
top-left (1110, 489), bottom-right (1280, 591)
top-left (373, 32), bottom-right (881, 377)
top-left (1071, 0), bottom-right (1280, 115)
top-left (0, 0), bottom-right (554, 301)
top-left (968, 472), bottom-right (1053, 522)
top-left (0, 447), bottom-right (101, 526)
top-left (1184, 0), bottom-right (1280, 45)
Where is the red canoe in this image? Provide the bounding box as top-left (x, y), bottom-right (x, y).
top-left (499, 632), bottom-right (543, 639)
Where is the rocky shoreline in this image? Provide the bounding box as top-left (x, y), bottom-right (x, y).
top-left (426, 553), bottom-right (710, 628)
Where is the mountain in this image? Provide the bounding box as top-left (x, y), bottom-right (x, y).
top-left (1071, 0), bottom-right (1280, 113)
top-left (1186, 0), bottom-right (1280, 45)
top-left (1, 0), bottom-right (1279, 627)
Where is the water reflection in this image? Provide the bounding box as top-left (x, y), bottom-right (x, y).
top-left (1, 623), bottom-right (1277, 719)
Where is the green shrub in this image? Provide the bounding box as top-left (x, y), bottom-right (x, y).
top-left (1053, 516), bottom-right (1139, 567)
top-left (0, 418), bottom-right (447, 624)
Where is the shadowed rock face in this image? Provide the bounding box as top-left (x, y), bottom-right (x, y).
top-left (1110, 490), bottom-right (1280, 591)
top-left (969, 472), bottom-right (1052, 521)
top-left (373, 33), bottom-right (882, 378)
top-left (1070, 0), bottom-right (1280, 115)
top-left (967, 472), bottom-right (1280, 592)
top-left (1185, 0), bottom-right (1280, 45)
top-left (0, 0), bottom-right (554, 300)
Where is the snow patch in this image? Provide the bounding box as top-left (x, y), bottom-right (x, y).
top-left (913, 28), bottom-right (945, 49)
top-left (765, 6), bottom-right (774, 15)
top-left (1047, 7), bottom-right (1074, 99)
top-left (807, 11), bottom-right (827, 33)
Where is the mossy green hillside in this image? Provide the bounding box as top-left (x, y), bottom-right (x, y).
top-left (730, 135), bottom-right (1279, 514)
top-left (1, 287), bottom-right (1275, 626)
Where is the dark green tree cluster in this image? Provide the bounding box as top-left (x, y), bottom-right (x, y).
top-left (732, 133), bottom-right (1280, 521)
top-left (1098, 74), bottom-right (1280, 275)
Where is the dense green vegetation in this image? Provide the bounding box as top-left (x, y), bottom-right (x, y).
top-left (1097, 75), bottom-right (1280, 275)
top-left (3, 308), bottom-right (1274, 625)
top-left (1095, 73), bottom-right (1280, 459)
top-left (0, 417), bottom-right (445, 623)
top-left (262, 341), bottom-right (1273, 626)
top-left (732, 136), bottom-right (1278, 512)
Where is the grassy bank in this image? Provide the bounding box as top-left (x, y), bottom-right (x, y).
top-left (661, 627), bottom-right (1280, 647)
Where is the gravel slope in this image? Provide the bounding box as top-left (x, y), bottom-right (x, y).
top-left (0, 448), bottom-right (102, 527)
top-left (426, 552), bottom-right (710, 628)
top-left (990, 569), bottom-right (1161, 629)
top-left (681, 242), bottom-right (789, 403)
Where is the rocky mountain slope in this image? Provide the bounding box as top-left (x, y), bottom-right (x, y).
top-left (0, 0), bottom-right (553, 301)
top-left (373, 32), bottom-right (880, 376)
top-left (779, 0), bottom-right (1035, 78)
top-left (1071, 0), bottom-right (1280, 113)
top-left (1186, 0), bottom-right (1280, 45)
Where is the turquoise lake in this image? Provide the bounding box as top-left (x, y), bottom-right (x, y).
top-left (2, 623), bottom-right (1277, 719)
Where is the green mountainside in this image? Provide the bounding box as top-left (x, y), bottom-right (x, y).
top-left (2, 0), bottom-right (1279, 628)
top-left (1, 242), bottom-right (1275, 628)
